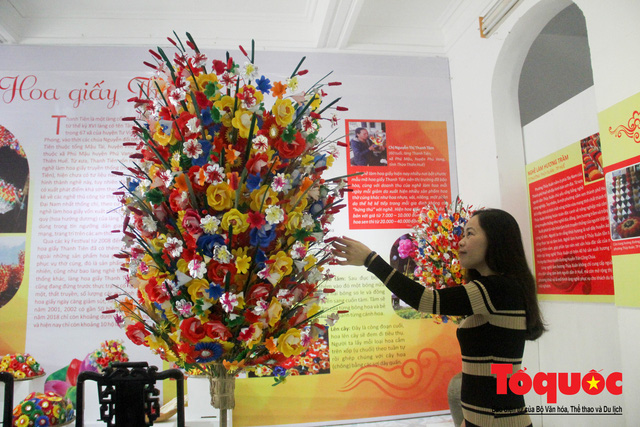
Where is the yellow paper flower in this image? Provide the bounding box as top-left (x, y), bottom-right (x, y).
top-left (301, 154), bottom-right (315, 167)
top-left (277, 328), bottom-right (304, 357)
top-left (176, 258), bottom-right (190, 274)
top-left (250, 185), bottom-right (279, 212)
top-left (269, 251), bottom-right (293, 278)
top-left (153, 123), bottom-right (178, 146)
top-left (15, 415), bottom-right (30, 427)
top-left (302, 254), bottom-right (317, 271)
top-left (267, 297), bottom-right (283, 327)
top-left (235, 253), bottom-right (251, 274)
top-left (286, 211), bottom-right (303, 233)
top-left (221, 208), bottom-right (250, 233)
top-left (306, 302), bottom-right (321, 319)
top-left (188, 278), bottom-right (210, 301)
top-left (145, 334), bottom-right (165, 351)
top-left (272, 98), bottom-right (295, 127)
top-left (231, 108), bottom-right (254, 139)
top-left (193, 73), bottom-right (219, 94)
top-left (206, 182), bottom-right (234, 212)
top-left (309, 93), bottom-right (322, 110)
top-left (213, 95), bottom-right (235, 127)
top-left (243, 323), bottom-right (263, 349)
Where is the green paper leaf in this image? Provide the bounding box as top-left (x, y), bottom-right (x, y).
top-left (211, 107), bottom-right (222, 123)
top-left (281, 125), bottom-right (296, 143)
top-left (204, 81), bottom-right (218, 99)
top-left (145, 188), bottom-right (166, 205)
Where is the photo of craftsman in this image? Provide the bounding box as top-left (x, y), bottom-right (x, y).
top-left (348, 122), bottom-right (388, 167)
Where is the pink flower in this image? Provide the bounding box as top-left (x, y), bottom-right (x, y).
top-left (247, 211), bottom-right (266, 229)
top-left (204, 163), bottom-right (225, 184)
top-left (301, 116), bottom-right (317, 132)
top-left (203, 321), bottom-right (232, 341)
top-left (220, 292), bottom-right (239, 313)
top-left (182, 209), bottom-right (203, 237)
top-left (180, 317), bottom-right (205, 343)
top-left (238, 325), bottom-right (256, 342)
top-left (398, 238), bottom-right (416, 259)
top-left (271, 173), bottom-right (287, 192)
top-left (164, 237), bottom-right (184, 258)
top-left (220, 72), bottom-right (238, 88)
top-left (184, 139), bottom-right (203, 159)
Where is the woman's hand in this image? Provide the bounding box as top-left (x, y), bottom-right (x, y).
top-left (331, 237), bottom-right (374, 266)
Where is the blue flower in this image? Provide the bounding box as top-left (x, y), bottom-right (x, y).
top-left (273, 366), bottom-right (287, 377)
top-left (197, 234), bottom-right (226, 257)
top-left (194, 342), bottom-right (223, 363)
top-left (127, 180), bottom-right (140, 193)
top-left (255, 75), bottom-right (272, 94)
top-left (250, 225), bottom-right (276, 248)
top-left (310, 200), bottom-right (324, 217)
top-left (206, 283), bottom-right (223, 300)
top-left (35, 415), bottom-right (50, 427)
top-left (159, 119), bottom-right (173, 135)
top-left (201, 107), bottom-right (213, 127)
top-left (192, 138), bottom-right (212, 167)
top-left (246, 173), bottom-right (262, 191)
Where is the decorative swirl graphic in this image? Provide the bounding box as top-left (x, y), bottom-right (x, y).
top-left (338, 348), bottom-right (458, 399)
top-left (609, 110), bottom-right (640, 143)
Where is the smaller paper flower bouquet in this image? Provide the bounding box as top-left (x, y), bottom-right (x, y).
top-left (107, 33), bottom-right (350, 384)
top-left (409, 196), bottom-right (474, 323)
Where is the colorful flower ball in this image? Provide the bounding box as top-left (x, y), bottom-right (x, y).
top-left (12, 392), bottom-right (75, 426)
top-left (0, 353), bottom-right (45, 379)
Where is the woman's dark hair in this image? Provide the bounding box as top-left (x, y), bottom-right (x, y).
top-left (354, 127), bottom-right (366, 137)
top-left (465, 208), bottom-right (546, 340)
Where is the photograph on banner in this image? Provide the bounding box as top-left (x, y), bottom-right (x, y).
top-left (0, 235), bottom-right (28, 354)
top-left (605, 162), bottom-right (640, 244)
top-left (598, 89), bottom-right (640, 307)
top-left (0, 124), bottom-right (29, 233)
top-left (345, 120), bottom-right (451, 230)
top-left (526, 136), bottom-right (614, 301)
top-left (0, 124), bottom-right (30, 354)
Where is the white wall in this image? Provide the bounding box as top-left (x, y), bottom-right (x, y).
top-left (447, 0), bottom-right (640, 425)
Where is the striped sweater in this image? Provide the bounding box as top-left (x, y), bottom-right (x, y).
top-left (367, 255), bottom-right (532, 427)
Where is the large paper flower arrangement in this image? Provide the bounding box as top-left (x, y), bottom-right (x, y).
top-left (107, 34), bottom-right (349, 381)
top-left (408, 197), bottom-right (474, 323)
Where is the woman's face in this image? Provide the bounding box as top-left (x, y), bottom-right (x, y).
top-left (459, 215), bottom-right (491, 275)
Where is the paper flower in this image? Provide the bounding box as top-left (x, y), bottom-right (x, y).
top-left (409, 196), bottom-right (475, 324)
top-left (108, 34), bottom-right (351, 379)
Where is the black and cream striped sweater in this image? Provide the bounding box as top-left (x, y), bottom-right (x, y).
top-left (367, 255), bottom-right (532, 427)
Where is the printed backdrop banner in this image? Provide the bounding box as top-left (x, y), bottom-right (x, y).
top-left (525, 135), bottom-right (614, 302)
top-left (598, 90), bottom-right (640, 307)
top-left (0, 44), bottom-right (457, 425)
top-left (345, 120), bottom-right (451, 230)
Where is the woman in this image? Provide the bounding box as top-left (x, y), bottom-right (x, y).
top-left (332, 208), bottom-right (545, 427)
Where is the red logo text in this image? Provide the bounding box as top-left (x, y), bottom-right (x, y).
top-left (491, 364), bottom-right (622, 404)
